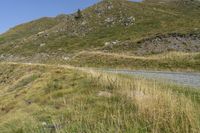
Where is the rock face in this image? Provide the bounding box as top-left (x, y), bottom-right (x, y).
top-left (102, 33), bottom-right (200, 55)
top-left (122, 16), bottom-right (135, 26)
top-left (135, 33), bottom-right (200, 55)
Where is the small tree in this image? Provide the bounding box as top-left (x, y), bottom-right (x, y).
top-left (75, 9), bottom-right (82, 19)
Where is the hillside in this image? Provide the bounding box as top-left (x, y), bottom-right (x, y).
top-left (0, 62), bottom-right (199, 133)
top-left (1, 1), bottom-right (200, 132)
top-left (0, 0), bottom-right (200, 71)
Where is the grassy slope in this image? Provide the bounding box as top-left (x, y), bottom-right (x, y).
top-left (0, 0), bottom-right (199, 72)
top-left (0, 63), bottom-right (199, 133)
top-left (0, 0), bottom-right (199, 55)
top-left (68, 51), bottom-right (200, 72)
top-left (0, 17), bottom-right (60, 43)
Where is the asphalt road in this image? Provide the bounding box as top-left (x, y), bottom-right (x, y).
top-left (103, 69), bottom-right (200, 88)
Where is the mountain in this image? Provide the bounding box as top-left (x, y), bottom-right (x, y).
top-left (0, 0), bottom-right (199, 69)
top-left (0, 1), bottom-right (200, 132)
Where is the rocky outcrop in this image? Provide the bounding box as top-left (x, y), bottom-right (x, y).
top-left (102, 33), bottom-right (200, 55)
top-left (135, 33), bottom-right (200, 55)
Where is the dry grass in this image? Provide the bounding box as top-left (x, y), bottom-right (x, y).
top-left (0, 63), bottom-right (199, 133)
top-left (88, 70), bottom-right (200, 133)
top-left (69, 51), bottom-right (200, 72)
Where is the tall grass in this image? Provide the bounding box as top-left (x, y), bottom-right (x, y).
top-left (87, 70), bottom-right (200, 133)
top-left (0, 63), bottom-right (199, 133)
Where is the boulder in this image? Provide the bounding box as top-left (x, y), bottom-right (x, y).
top-left (40, 43), bottom-right (46, 47)
top-left (104, 42), bottom-right (111, 46)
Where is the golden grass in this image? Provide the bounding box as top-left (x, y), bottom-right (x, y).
top-left (150, 51), bottom-right (199, 60)
top-left (0, 63), bottom-right (199, 133)
top-left (69, 51), bottom-right (200, 72)
top-left (87, 70), bottom-right (200, 133)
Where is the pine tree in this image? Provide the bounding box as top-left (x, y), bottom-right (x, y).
top-left (75, 9), bottom-right (82, 19)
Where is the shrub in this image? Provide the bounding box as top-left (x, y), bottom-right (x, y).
top-left (44, 79), bottom-right (63, 93)
top-left (75, 9), bottom-right (82, 20)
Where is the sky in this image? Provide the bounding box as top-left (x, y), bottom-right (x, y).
top-left (0, 0), bottom-right (142, 34)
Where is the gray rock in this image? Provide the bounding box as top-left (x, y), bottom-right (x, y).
top-left (122, 16), bottom-right (135, 26)
top-left (40, 43), bottom-right (46, 47)
top-left (81, 21), bottom-right (87, 25)
top-left (104, 40), bottom-right (120, 48)
top-left (105, 17), bottom-right (114, 23)
top-left (105, 42), bottom-right (111, 46)
top-left (62, 56), bottom-right (69, 61)
top-left (107, 5), bottom-right (113, 10)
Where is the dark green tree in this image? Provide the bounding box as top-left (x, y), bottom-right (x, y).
top-left (75, 9), bottom-right (82, 19)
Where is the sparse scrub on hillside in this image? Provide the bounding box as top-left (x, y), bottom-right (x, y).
top-left (0, 0), bottom-right (199, 57)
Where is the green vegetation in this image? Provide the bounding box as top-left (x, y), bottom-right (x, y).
top-left (0, 1), bottom-right (200, 132)
top-left (0, 0), bottom-right (199, 72)
top-left (0, 36), bottom-right (4, 41)
top-left (0, 0), bottom-right (199, 56)
top-left (0, 63), bottom-right (199, 133)
top-left (1, 17), bottom-right (59, 42)
top-left (75, 9), bottom-right (82, 19)
top-left (69, 51), bottom-right (200, 72)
